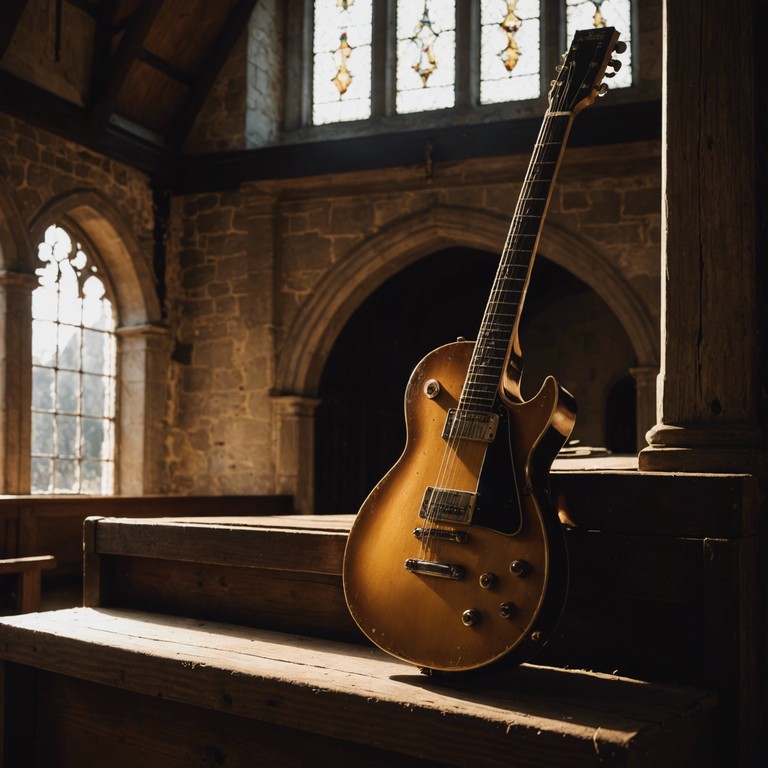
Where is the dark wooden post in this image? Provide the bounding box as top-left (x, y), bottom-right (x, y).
top-left (639, 0), bottom-right (764, 472)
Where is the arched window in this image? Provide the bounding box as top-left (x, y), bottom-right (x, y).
top-left (31, 224), bottom-right (117, 494)
top-left (306, 0), bottom-right (634, 127)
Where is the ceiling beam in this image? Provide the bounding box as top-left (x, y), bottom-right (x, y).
top-left (166, 0), bottom-right (261, 149)
top-left (0, 0), bottom-right (29, 60)
top-left (89, 0), bottom-right (166, 130)
top-left (0, 69), bottom-right (176, 180)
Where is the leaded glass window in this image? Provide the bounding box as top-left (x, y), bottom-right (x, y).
top-left (396, 0), bottom-right (456, 114)
top-left (313, 0), bottom-right (373, 125)
top-left (566, 0), bottom-right (633, 88)
top-left (31, 224), bottom-right (117, 494)
top-left (480, 0), bottom-right (541, 104)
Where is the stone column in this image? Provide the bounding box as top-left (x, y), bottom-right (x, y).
top-left (271, 395), bottom-right (321, 515)
top-left (117, 324), bottom-right (171, 494)
top-left (638, 0), bottom-right (763, 472)
top-left (0, 270), bottom-right (37, 494)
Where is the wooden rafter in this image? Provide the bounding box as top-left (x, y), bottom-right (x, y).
top-left (166, 0), bottom-right (261, 148)
top-left (89, 0), bottom-right (166, 129)
top-left (0, 0), bottom-right (29, 60)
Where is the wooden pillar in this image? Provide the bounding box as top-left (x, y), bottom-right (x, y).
top-left (0, 271), bottom-right (36, 494)
top-left (271, 395), bottom-right (321, 515)
top-left (638, 0), bottom-right (763, 472)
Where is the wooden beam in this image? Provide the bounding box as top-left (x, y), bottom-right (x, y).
top-left (0, 0), bottom-right (29, 60)
top-left (166, 0), bottom-right (261, 148)
top-left (0, 69), bottom-right (177, 180)
top-left (89, 0), bottom-right (166, 129)
top-left (174, 100), bottom-right (662, 193)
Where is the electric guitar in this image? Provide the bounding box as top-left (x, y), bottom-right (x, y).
top-left (343, 28), bottom-right (626, 673)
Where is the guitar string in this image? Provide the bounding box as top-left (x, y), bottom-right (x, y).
top-left (418, 58), bottom-right (579, 565)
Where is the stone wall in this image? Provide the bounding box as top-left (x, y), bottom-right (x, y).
top-left (165, 140), bottom-right (661, 505)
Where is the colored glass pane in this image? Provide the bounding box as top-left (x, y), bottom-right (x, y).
top-left (313, 0), bottom-right (373, 124)
top-left (480, 0), bottom-right (541, 104)
top-left (566, 0), bottom-right (633, 88)
top-left (396, 0), bottom-right (456, 114)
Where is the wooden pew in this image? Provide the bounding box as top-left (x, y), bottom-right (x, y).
top-left (0, 495), bottom-right (294, 611)
top-left (0, 607), bottom-right (717, 767)
top-left (0, 469), bottom-right (755, 765)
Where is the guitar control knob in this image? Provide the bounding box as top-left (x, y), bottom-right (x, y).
top-left (498, 602), bottom-right (517, 619)
top-left (509, 559), bottom-right (531, 577)
top-left (423, 379), bottom-right (441, 399)
top-left (478, 572), bottom-right (497, 589)
top-left (462, 609), bottom-right (480, 627)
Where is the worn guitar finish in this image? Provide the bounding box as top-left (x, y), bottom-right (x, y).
top-left (343, 28), bottom-right (624, 673)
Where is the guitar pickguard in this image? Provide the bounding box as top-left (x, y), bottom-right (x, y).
top-left (471, 404), bottom-right (524, 536)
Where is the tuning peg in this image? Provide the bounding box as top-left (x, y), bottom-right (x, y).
top-left (614, 41), bottom-right (627, 54)
top-left (604, 70), bottom-right (616, 78)
top-left (608, 58), bottom-right (623, 72)
top-left (597, 83), bottom-right (609, 97)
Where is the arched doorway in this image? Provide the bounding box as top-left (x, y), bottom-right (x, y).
top-left (314, 247), bottom-right (637, 516)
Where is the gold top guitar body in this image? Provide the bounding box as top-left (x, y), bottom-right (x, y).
top-left (343, 27), bottom-right (625, 673)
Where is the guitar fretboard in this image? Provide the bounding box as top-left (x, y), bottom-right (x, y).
top-left (458, 112), bottom-right (573, 414)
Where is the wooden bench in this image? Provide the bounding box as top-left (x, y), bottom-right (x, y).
top-left (0, 607), bottom-right (717, 767)
top-left (0, 555), bottom-right (56, 614)
top-left (0, 495), bottom-right (294, 609)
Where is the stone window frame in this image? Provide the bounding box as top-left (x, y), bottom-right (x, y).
top-left (283, 0), bottom-right (640, 140)
top-left (0, 184), bottom-right (170, 495)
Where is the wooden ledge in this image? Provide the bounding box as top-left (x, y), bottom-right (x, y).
top-left (0, 607), bottom-right (716, 767)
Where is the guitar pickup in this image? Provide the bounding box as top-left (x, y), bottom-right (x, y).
top-left (419, 486), bottom-right (477, 524)
top-left (443, 409), bottom-right (499, 442)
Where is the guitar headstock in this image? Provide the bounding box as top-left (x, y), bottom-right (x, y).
top-left (548, 27), bottom-right (626, 115)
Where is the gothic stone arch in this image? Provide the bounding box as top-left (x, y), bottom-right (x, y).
top-left (18, 189), bottom-right (170, 494)
top-left (273, 204), bottom-right (659, 511)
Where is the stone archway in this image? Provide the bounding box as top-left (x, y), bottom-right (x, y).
top-left (276, 204), bottom-right (658, 396)
top-left (273, 203), bottom-right (659, 511)
top-left (24, 189), bottom-right (170, 494)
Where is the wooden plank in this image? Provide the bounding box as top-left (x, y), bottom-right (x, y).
top-left (108, 556), bottom-right (359, 641)
top-left (0, 608), bottom-right (716, 768)
top-left (551, 471), bottom-right (759, 538)
top-left (0, 556), bottom-right (55, 574)
top-left (91, 516), bottom-right (347, 574)
top-left (35, 671), bottom-right (449, 768)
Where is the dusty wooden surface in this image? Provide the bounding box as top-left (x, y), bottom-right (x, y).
top-left (0, 607), bottom-right (716, 768)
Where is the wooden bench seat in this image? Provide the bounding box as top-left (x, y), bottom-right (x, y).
top-left (0, 607), bottom-right (717, 768)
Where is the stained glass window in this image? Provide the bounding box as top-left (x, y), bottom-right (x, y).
top-left (566, 0), bottom-right (633, 88)
top-left (313, 0), bottom-right (373, 125)
top-left (31, 224), bottom-right (116, 494)
top-left (396, 0), bottom-right (456, 114)
top-left (480, 0), bottom-right (541, 104)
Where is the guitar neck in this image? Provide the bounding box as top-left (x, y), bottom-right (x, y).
top-left (459, 111), bottom-right (575, 413)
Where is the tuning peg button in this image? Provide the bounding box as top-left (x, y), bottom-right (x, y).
top-left (608, 58), bottom-right (622, 71)
top-left (597, 83), bottom-right (609, 97)
top-left (614, 40), bottom-right (627, 54)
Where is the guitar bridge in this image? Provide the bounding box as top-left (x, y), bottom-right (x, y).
top-left (443, 409), bottom-right (499, 442)
top-left (413, 527), bottom-right (469, 544)
top-left (405, 559), bottom-right (464, 580)
top-left (420, 486), bottom-right (477, 524)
